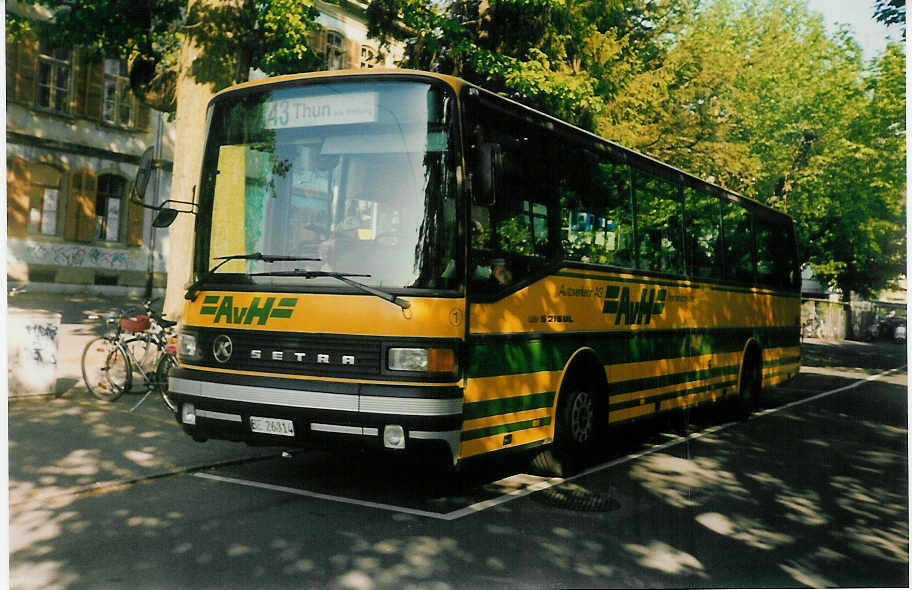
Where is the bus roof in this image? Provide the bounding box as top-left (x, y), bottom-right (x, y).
top-left (211, 68), bottom-right (469, 101)
top-left (211, 69), bottom-right (791, 221)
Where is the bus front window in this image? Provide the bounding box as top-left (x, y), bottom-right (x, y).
top-left (195, 81), bottom-right (461, 291)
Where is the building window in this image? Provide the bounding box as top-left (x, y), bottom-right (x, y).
top-left (103, 59), bottom-right (134, 127)
top-left (28, 164), bottom-right (63, 236)
top-left (37, 40), bottom-right (72, 113)
top-left (326, 31), bottom-right (346, 70)
top-left (96, 174), bottom-right (126, 241)
top-left (360, 45), bottom-right (376, 69)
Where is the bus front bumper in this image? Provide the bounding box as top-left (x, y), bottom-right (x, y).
top-left (168, 373), bottom-right (463, 463)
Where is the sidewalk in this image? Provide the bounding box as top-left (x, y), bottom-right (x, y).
top-left (7, 292), bottom-right (280, 507)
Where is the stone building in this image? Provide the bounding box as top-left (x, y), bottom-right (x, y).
top-left (6, 2), bottom-right (174, 295)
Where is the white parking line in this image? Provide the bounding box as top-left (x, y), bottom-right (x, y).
top-left (194, 364), bottom-right (907, 521)
top-left (193, 472), bottom-right (456, 520)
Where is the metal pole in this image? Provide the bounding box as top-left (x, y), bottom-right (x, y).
top-left (144, 112), bottom-right (164, 300)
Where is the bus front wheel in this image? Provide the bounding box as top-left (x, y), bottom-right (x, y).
top-left (532, 387), bottom-right (598, 477)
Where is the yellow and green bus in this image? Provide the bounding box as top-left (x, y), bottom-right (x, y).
top-left (166, 69), bottom-right (800, 471)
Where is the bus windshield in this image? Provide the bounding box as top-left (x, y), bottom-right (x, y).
top-left (194, 80), bottom-right (461, 291)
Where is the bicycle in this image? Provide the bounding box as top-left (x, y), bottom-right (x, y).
top-left (80, 300), bottom-right (179, 412)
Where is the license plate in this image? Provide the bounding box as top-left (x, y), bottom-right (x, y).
top-left (250, 416), bottom-right (295, 437)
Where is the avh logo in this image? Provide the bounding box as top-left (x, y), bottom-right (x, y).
top-left (602, 285), bottom-right (667, 325)
top-left (199, 296), bottom-right (297, 325)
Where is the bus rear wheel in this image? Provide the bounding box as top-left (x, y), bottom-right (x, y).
top-left (736, 356), bottom-right (762, 419)
top-left (532, 387), bottom-right (598, 477)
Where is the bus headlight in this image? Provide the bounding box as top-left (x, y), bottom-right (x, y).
top-left (383, 425), bottom-right (406, 449)
top-left (387, 347), bottom-right (457, 374)
top-left (178, 332), bottom-right (201, 362)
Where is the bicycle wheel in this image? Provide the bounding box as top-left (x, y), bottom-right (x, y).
top-left (153, 353), bottom-right (178, 412)
top-left (124, 334), bottom-right (156, 375)
top-left (81, 337), bottom-right (131, 401)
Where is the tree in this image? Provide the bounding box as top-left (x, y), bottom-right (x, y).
top-left (873, 0), bottom-right (905, 36)
top-left (794, 43), bottom-right (906, 299)
top-left (595, 0), bottom-right (905, 299)
top-left (17, 0), bottom-right (324, 110)
top-left (367, 0), bottom-right (695, 131)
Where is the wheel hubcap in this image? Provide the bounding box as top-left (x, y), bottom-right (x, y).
top-left (569, 391), bottom-right (594, 444)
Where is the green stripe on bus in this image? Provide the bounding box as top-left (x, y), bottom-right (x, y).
top-left (270, 308), bottom-right (294, 319)
top-left (609, 364), bottom-right (740, 397)
top-left (764, 355), bottom-right (801, 368)
top-left (467, 327), bottom-right (799, 379)
top-left (200, 295), bottom-right (220, 316)
top-left (609, 377), bottom-right (738, 411)
top-left (461, 417), bottom-right (553, 442)
top-left (463, 391), bottom-right (556, 421)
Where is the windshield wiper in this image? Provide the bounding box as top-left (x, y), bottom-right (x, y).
top-left (251, 269), bottom-right (411, 311)
top-left (185, 252), bottom-right (320, 301)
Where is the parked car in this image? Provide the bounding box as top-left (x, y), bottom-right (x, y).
top-left (866, 314), bottom-right (907, 343)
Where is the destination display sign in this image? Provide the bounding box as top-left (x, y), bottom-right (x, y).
top-left (263, 92), bottom-right (378, 129)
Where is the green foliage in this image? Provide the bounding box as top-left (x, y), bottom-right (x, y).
top-left (797, 43), bottom-right (906, 298)
top-left (249, 0), bottom-right (323, 75)
top-left (367, 0), bottom-right (694, 130)
top-left (12, 0), bottom-right (326, 102)
top-left (873, 0), bottom-right (905, 35)
top-left (20, 0), bottom-right (185, 62)
top-left (5, 11), bottom-right (35, 42)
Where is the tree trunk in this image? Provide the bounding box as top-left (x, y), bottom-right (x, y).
top-left (163, 0), bottom-right (244, 319)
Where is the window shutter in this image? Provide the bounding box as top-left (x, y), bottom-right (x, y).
top-left (85, 58), bottom-right (105, 120)
top-left (9, 36), bottom-right (39, 105)
top-left (347, 39), bottom-right (360, 70)
top-left (135, 103), bottom-right (151, 131)
top-left (311, 31), bottom-right (326, 54)
top-left (67, 169), bottom-right (97, 242)
top-left (73, 50), bottom-right (91, 118)
top-left (7, 158), bottom-right (31, 237)
top-left (126, 193), bottom-right (144, 246)
top-left (5, 39), bottom-right (17, 102)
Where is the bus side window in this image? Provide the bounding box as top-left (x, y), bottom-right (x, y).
top-left (598, 159), bottom-right (634, 267)
top-left (684, 186), bottom-right (723, 280)
top-left (634, 170), bottom-right (685, 276)
top-left (495, 200), bottom-right (548, 259)
top-left (559, 149), bottom-right (633, 268)
top-left (722, 199), bottom-right (754, 283)
top-left (755, 215), bottom-right (796, 289)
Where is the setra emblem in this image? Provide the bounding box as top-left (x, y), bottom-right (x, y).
top-left (212, 334), bottom-right (233, 363)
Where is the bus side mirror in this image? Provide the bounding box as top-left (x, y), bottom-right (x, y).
top-left (131, 147), bottom-right (198, 226)
top-left (134, 147), bottom-right (154, 200)
top-left (474, 142), bottom-right (502, 206)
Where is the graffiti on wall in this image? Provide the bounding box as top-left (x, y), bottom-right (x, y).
top-left (7, 238), bottom-right (166, 272)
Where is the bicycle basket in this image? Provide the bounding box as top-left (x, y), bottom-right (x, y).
top-left (120, 314), bottom-right (151, 332)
